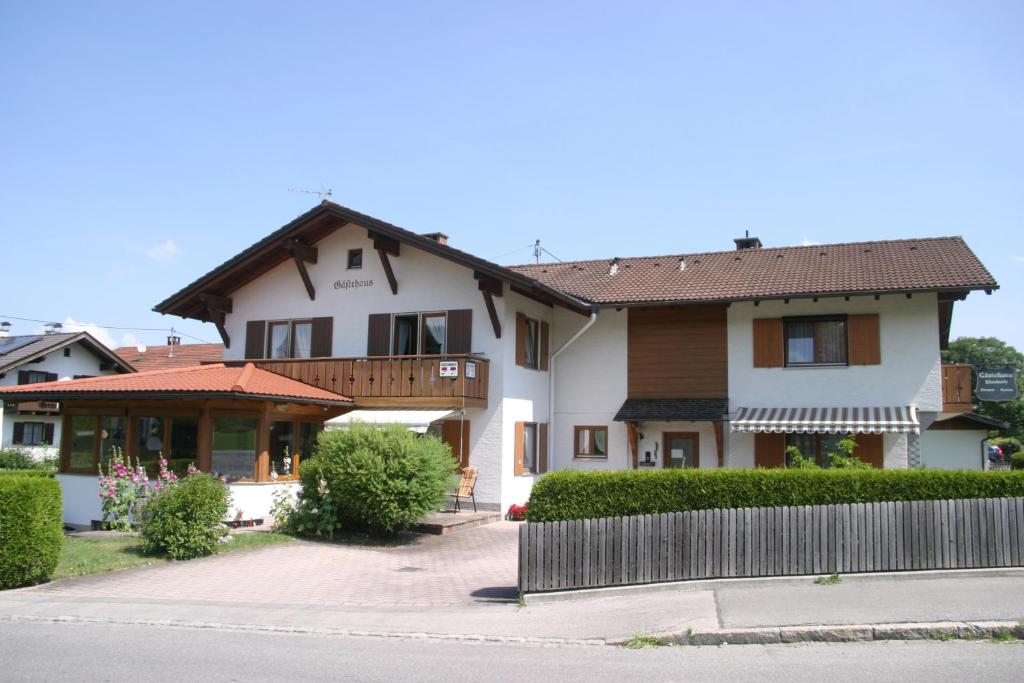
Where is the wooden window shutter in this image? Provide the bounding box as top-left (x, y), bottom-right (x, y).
top-left (367, 314), bottom-right (391, 356)
top-left (441, 419), bottom-right (471, 470)
top-left (12, 422), bottom-right (24, 444)
top-left (43, 423), bottom-right (55, 445)
top-left (754, 432), bottom-right (786, 468)
top-left (513, 421), bottom-right (526, 475)
top-left (539, 321), bottom-right (550, 371)
top-left (17, 371), bottom-right (29, 385)
top-left (244, 320), bottom-right (266, 359)
top-left (538, 423), bottom-right (549, 473)
top-left (848, 314), bottom-right (881, 365)
top-left (854, 433), bottom-right (884, 468)
top-left (446, 309), bottom-right (473, 354)
top-left (310, 317), bottom-right (334, 357)
top-left (515, 313), bottom-right (528, 367)
top-left (45, 372), bottom-right (58, 383)
top-left (752, 319), bottom-right (784, 368)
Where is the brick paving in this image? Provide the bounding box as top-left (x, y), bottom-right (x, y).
top-left (27, 522), bottom-right (520, 608)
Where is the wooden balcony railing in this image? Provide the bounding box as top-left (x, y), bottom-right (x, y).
top-left (244, 354), bottom-right (490, 408)
top-left (941, 364), bottom-right (974, 414)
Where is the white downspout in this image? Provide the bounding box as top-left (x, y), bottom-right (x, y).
top-left (549, 309), bottom-right (599, 470)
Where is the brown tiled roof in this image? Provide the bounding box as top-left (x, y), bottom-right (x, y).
top-left (0, 363), bottom-right (352, 405)
top-left (0, 332), bottom-right (134, 375)
top-left (114, 343), bottom-right (224, 372)
top-left (508, 237), bottom-right (997, 305)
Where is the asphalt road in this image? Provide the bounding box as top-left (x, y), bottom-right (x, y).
top-left (2, 620), bottom-right (1022, 682)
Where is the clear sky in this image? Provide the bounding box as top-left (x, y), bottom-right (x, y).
top-left (1, 1), bottom-right (1021, 351)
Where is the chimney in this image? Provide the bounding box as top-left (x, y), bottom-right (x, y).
top-left (167, 334), bottom-right (181, 358)
top-left (44, 322), bottom-right (63, 335)
top-left (421, 232), bottom-right (449, 246)
top-left (0, 321), bottom-right (9, 338)
top-left (734, 230), bottom-right (762, 251)
top-left (609, 257), bottom-right (621, 276)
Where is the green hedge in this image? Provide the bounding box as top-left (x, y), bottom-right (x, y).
top-left (0, 474), bottom-right (63, 589)
top-left (0, 470), bottom-right (54, 478)
top-left (526, 469), bottom-right (1024, 522)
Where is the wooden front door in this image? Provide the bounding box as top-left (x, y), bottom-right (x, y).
top-left (441, 418), bottom-right (471, 470)
top-left (663, 432), bottom-right (700, 469)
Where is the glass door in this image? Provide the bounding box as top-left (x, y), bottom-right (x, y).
top-left (663, 432), bottom-right (699, 469)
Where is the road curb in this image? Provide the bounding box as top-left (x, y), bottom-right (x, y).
top-left (623, 620), bottom-right (1024, 647)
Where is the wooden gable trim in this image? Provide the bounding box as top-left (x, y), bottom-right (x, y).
top-left (284, 238), bottom-right (318, 301)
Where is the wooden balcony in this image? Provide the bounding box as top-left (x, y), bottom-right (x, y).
top-left (941, 364), bottom-right (974, 414)
top-left (246, 354), bottom-right (490, 408)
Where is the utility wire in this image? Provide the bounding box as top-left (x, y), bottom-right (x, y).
top-left (0, 313), bottom-right (216, 345)
top-left (489, 243), bottom-right (537, 262)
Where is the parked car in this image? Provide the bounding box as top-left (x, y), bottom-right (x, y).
top-left (987, 444), bottom-right (1005, 465)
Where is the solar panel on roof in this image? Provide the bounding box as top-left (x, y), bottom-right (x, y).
top-left (0, 335), bottom-right (42, 357)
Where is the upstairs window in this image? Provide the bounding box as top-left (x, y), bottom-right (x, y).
top-left (347, 248), bottom-right (363, 269)
top-left (515, 313), bottom-right (547, 370)
top-left (784, 316), bottom-right (847, 367)
top-left (267, 320), bottom-right (313, 359)
top-left (392, 312), bottom-right (447, 355)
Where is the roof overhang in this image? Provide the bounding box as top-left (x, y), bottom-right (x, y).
top-left (929, 412), bottom-right (1010, 432)
top-left (153, 202), bottom-right (593, 321)
top-left (614, 398), bottom-right (729, 422)
top-left (0, 389), bottom-right (352, 407)
top-left (589, 286), bottom-right (988, 310)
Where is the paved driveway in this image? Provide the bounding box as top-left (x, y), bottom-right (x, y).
top-left (26, 522), bottom-right (520, 608)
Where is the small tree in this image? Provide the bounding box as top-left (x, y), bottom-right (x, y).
top-left (825, 437), bottom-right (872, 469)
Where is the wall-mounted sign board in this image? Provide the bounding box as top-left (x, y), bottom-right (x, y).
top-left (975, 366), bottom-right (1019, 402)
top-left (465, 361), bottom-right (476, 379)
top-left (439, 361), bottom-right (459, 378)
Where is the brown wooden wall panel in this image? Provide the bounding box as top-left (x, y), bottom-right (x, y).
top-left (446, 309), bottom-right (473, 354)
top-left (848, 314), bottom-right (881, 365)
top-left (441, 418), bottom-right (471, 470)
top-left (854, 432), bottom-right (884, 468)
top-left (627, 305), bottom-right (728, 398)
top-left (754, 432), bottom-right (786, 468)
top-left (366, 313), bottom-right (391, 356)
top-left (752, 318), bottom-right (784, 368)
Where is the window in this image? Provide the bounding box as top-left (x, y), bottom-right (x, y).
top-left (392, 312), bottom-right (447, 355)
top-left (522, 423), bottom-right (537, 473)
top-left (270, 421), bottom-right (296, 479)
top-left (135, 416), bottom-right (197, 475)
top-left (784, 316), bottom-right (847, 366)
top-left (20, 370), bottom-right (50, 385)
top-left (347, 248), bottom-right (363, 269)
top-left (168, 417), bottom-right (198, 474)
top-left (267, 320), bottom-right (313, 359)
top-left (64, 348), bottom-right (71, 357)
top-left (785, 432), bottom-right (847, 468)
top-left (136, 416), bottom-right (165, 472)
top-left (99, 416), bottom-right (126, 466)
top-left (515, 313), bottom-right (547, 370)
top-left (574, 426), bottom-right (608, 459)
top-left (14, 422), bottom-right (47, 445)
top-left (524, 319), bottom-right (539, 368)
top-left (68, 416), bottom-right (97, 471)
top-left (212, 417), bottom-right (258, 482)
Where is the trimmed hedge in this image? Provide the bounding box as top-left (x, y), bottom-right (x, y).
top-left (0, 473), bottom-right (63, 589)
top-left (526, 469), bottom-right (1024, 522)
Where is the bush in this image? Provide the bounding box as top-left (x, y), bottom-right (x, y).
top-left (526, 468), bottom-right (1024, 522)
top-left (140, 473), bottom-right (230, 560)
top-left (1011, 452), bottom-right (1024, 471)
top-left (990, 437), bottom-right (1022, 459)
top-left (0, 448), bottom-right (56, 471)
top-left (297, 423), bottom-right (456, 536)
top-left (0, 473), bottom-right (63, 589)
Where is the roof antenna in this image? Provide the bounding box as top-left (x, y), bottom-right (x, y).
top-left (288, 185), bottom-right (333, 201)
top-left (534, 239), bottom-right (542, 264)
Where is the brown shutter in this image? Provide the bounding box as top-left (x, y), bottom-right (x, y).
top-left (854, 433), bottom-right (884, 468)
top-left (538, 423), bottom-right (549, 473)
top-left (12, 422), bottom-right (24, 444)
top-left (752, 319), bottom-right (784, 368)
top-left (367, 314), bottom-right (391, 356)
top-left (43, 423), bottom-right (55, 445)
top-left (441, 419), bottom-right (471, 470)
top-left (17, 371), bottom-right (29, 385)
top-left (514, 421), bottom-right (526, 475)
top-left (754, 432), bottom-right (786, 468)
top-left (515, 313), bottom-right (528, 367)
top-left (311, 317), bottom-right (333, 357)
top-left (244, 320), bottom-right (266, 359)
top-left (539, 321), bottom-right (550, 371)
top-left (446, 309), bottom-right (473, 354)
top-left (45, 372), bottom-right (58, 382)
top-left (848, 314), bottom-right (881, 365)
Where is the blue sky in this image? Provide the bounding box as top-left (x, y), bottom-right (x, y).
top-left (1, 1), bottom-right (1021, 350)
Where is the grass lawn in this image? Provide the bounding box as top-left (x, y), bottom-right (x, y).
top-left (53, 531), bottom-right (295, 580)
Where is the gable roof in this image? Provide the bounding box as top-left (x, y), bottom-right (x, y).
top-left (508, 237), bottom-right (997, 305)
top-left (114, 343), bottom-right (224, 372)
top-left (0, 332), bottom-right (135, 376)
top-left (0, 362), bottom-right (352, 406)
top-left (153, 201), bottom-right (591, 322)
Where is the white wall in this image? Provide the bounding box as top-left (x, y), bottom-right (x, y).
top-left (727, 294), bottom-right (943, 413)
top-left (920, 430), bottom-right (987, 470)
top-left (2, 339), bottom-right (123, 458)
top-left (222, 225), bottom-right (510, 507)
top-left (228, 481), bottom-right (301, 522)
top-left (636, 421), bottom-right (720, 469)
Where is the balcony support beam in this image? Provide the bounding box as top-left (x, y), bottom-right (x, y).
top-left (284, 238), bottom-right (318, 301)
top-left (368, 230), bottom-right (400, 295)
top-left (199, 292), bottom-right (232, 348)
top-left (476, 272), bottom-right (504, 339)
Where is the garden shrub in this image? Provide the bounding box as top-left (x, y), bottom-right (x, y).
top-left (526, 468), bottom-right (1024, 522)
top-left (1011, 452), bottom-right (1024, 471)
top-left (297, 423), bottom-right (456, 536)
top-left (990, 436), bottom-right (1022, 459)
top-left (0, 448), bottom-right (56, 471)
top-left (0, 473), bottom-right (63, 589)
top-left (140, 473), bottom-right (230, 560)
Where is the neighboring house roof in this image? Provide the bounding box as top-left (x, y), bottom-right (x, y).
top-left (153, 200), bottom-right (591, 322)
top-left (0, 363), bottom-right (352, 406)
top-left (114, 343), bottom-right (224, 371)
top-left (931, 412), bottom-right (1010, 431)
top-left (0, 332), bottom-right (135, 376)
top-left (508, 237), bottom-right (998, 305)
top-left (614, 398), bottom-right (730, 422)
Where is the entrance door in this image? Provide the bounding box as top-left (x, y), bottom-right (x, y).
top-left (663, 432), bottom-right (699, 469)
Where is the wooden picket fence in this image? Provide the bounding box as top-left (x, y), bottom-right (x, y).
top-left (518, 497), bottom-right (1024, 593)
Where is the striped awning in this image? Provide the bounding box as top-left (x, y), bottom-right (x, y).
top-left (731, 406), bottom-right (919, 434)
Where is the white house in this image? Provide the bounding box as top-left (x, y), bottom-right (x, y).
top-left (0, 331), bottom-right (134, 461)
top-left (1, 202), bottom-right (1003, 526)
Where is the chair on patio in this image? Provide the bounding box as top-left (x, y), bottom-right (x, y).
top-left (450, 466), bottom-right (478, 513)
